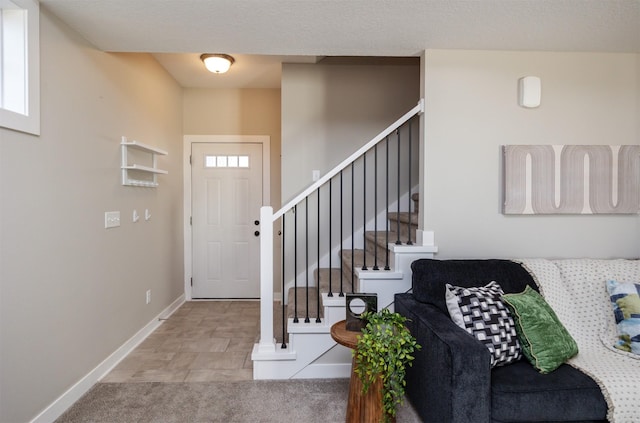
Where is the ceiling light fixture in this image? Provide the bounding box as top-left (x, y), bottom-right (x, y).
top-left (200, 54), bottom-right (235, 74)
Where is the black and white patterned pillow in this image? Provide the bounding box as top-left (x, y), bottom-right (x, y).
top-left (445, 281), bottom-right (521, 367)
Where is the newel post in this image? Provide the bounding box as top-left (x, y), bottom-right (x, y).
top-left (257, 206), bottom-right (276, 353)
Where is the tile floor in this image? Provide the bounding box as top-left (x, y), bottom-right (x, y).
top-left (102, 301), bottom-right (258, 383)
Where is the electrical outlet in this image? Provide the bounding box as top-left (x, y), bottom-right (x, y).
top-left (146, 290), bottom-right (151, 304)
top-left (105, 211), bottom-right (121, 229)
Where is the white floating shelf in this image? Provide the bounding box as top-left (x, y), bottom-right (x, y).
top-left (120, 140), bottom-right (168, 156)
top-left (121, 136), bottom-right (168, 187)
top-left (122, 164), bottom-right (169, 174)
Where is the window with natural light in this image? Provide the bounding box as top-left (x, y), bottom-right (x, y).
top-left (0, 0), bottom-right (39, 135)
top-left (205, 155), bottom-right (250, 168)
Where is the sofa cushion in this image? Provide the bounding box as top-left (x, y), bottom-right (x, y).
top-left (411, 259), bottom-right (539, 314)
top-left (491, 360), bottom-right (608, 422)
top-left (445, 281), bottom-right (521, 367)
top-left (606, 279), bottom-right (640, 355)
top-left (502, 286), bottom-right (578, 373)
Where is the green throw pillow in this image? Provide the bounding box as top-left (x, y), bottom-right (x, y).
top-left (501, 286), bottom-right (578, 373)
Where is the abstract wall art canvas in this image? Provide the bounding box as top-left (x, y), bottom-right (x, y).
top-left (503, 145), bottom-right (640, 214)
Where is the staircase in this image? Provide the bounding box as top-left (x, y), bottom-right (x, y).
top-left (252, 100), bottom-right (437, 379)
top-left (282, 193), bottom-right (421, 333)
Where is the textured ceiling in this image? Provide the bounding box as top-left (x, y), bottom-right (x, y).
top-left (41, 0), bottom-right (640, 88)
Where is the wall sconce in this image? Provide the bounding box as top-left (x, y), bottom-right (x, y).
top-left (200, 54), bottom-right (235, 74)
top-left (518, 76), bottom-right (541, 108)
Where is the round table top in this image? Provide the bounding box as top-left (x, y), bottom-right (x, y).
top-left (330, 320), bottom-right (361, 350)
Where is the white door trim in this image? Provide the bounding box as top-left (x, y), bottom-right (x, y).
top-left (183, 135), bottom-right (271, 300)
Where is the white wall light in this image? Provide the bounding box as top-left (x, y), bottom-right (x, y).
top-left (518, 76), bottom-right (541, 108)
top-left (0, 0), bottom-right (40, 135)
top-left (200, 54), bottom-right (235, 74)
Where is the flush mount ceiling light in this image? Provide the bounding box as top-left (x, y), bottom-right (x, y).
top-left (200, 54), bottom-right (235, 74)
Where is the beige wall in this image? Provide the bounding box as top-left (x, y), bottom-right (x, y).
top-left (0, 9), bottom-right (184, 423)
top-left (637, 54), bottom-right (640, 247)
top-left (422, 50), bottom-right (640, 259)
top-left (281, 63), bottom-right (420, 202)
top-left (183, 88), bottom-right (282, 209)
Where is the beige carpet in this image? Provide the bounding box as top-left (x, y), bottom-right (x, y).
top-left (55, 379), bottom-right (422, 422)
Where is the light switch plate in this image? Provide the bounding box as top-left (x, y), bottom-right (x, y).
top-left (105, 211), bottom-right (121, 228)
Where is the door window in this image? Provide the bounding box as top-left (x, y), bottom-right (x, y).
top-left (204, 155), bottom-right (250, 168)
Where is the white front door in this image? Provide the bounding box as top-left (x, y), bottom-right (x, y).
top-left (191, 142), bottom-right (263, 298)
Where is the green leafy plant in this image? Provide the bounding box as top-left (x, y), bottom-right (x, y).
top-left (354, 308), bottom-right (421, 423)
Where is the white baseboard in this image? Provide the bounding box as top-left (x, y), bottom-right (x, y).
top-left (30, 294), bottom-right (185, 423)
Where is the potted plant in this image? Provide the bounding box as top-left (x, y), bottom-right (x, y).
top-left (354, 308), bottom-right (421, 423)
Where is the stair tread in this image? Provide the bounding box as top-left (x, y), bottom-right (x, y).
top-left (387, 212), bottom-right (418, 225)
top-left (341, 249), bottom-right (389, 272)
top-left (287, 287), bottom-right (323, 319)
top-left (315, 268), bottom-right (354, 294)
top-left (365, 230), bottom-right (416, 247)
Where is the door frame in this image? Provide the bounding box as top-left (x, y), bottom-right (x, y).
top-left (183, 135), bottom-right (271, 301)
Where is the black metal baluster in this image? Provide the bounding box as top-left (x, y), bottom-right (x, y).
top-left (293, 205), bottom-right (299, 323)
top-left (351, 162), bottom-right (355, 292)
top-left (396, 129), bottom-right (402, 245)
top-left (316, 189), bottom-right (321, 323)
top-left (328, 179), bottom-right (333, 297)
top-left (275, 114), bottom-right (424, 336)
top-left (362, 152), bottom-right (368, 271)
top-left (385, 136), bottom-right (391, 270)
top-left (407, 121), bottom-right (413, 245)
top-left (305, 197), bottom-right (310, 323)
top-left (281, 215), bottom-right (287, 348)
top-left (373, 144), bottom-right (379, 270)
top-left (339, 171), bottom-right (344, 297)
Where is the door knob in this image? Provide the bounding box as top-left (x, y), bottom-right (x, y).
top-left (254, 220), bottom-right (260, 225)
top-left (254, 231), bottom-right (260, 237)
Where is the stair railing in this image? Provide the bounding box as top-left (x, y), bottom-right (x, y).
top-left (257, 100), bottom-right (423, 354)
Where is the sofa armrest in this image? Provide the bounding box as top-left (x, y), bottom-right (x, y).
top-left (395, 293), bottom-right (492, 423)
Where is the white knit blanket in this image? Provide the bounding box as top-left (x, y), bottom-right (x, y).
top-left (518, 259), bottom-right (640, 423)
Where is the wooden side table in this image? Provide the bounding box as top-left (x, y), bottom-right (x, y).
top-left (331, 320), bottom-right (387, 423)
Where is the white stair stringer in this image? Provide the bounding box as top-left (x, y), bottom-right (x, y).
top-left (253, 319), bottom-right (341, 380)
top-left (356, 269), bottom-right (404, 312)
top-left (252, 293), bottom-right (350, 379)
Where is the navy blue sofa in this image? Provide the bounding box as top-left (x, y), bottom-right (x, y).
top-left (395, 259), bottom-right (608, 423)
